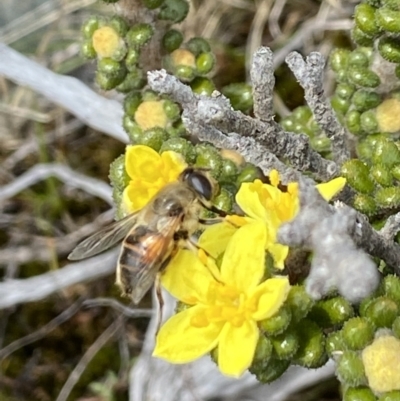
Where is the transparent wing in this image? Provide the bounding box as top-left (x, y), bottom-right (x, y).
top-left (68, 213), bottom-right (139, 260)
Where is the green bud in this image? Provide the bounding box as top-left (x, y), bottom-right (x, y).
top-left (163, 100), bottom-right (180, 121)
top-left (115, 69), bottom-right (145, 93)
top-left (219, 159), bottom-right (238, 182)
top-left (326, 331), bottom-right (344, 357)
top-left (345, 110), bottom-right (362, 135)
top-left (142, 90), bottom-right (159, 101)
top-left (174, 65), bottom-right (196, 82)
top-left (376, 186), bottom-right (400, 208)
top-left (344, 387), bottom-right (376, 401)
top-left (125, 48), bottom-right (140, 71)
top-left (382, 0), bottom-right (400, 10)
top-left (222, 83), bottom-right (253, 112)
top-left (259, 305), bottom-right (292, 336)
top-left (112, 186), bottom-right (125, 220)
top-left (213, 188), bottom-right (233, 212)
top-left (376, 8), bottom-right (400, 33)
top-left (137, 127), bottom-right (167, 151)
top-left (292, 105), bottom-right (312, 122)
top-left (195, 144), bottom-right (222, 178)
top-left (378, 390), bottom-right (400, 401)
top-left (96, 69), bottom-right (126, 90)
top-left (253, 335), bottom-right (273, 363)
top-left (392, 163), bottom-right (400, 180)
top-left (82, 16), bottom-right (100, 39)
top-left (249, 358), bottom-right (290, 383)
top-left (331, 95), bottom-right (351, 115)
top-left (365, 296), bottom-right (399, 328)
top-left (81, 40), bottom-right (97, 59)
top-left (382, 274), bottom-right (400, 305)
top-left (126, 23), bottom-right (154, 48)
top-left (142, 0), bottom-right (164, 9)
top-left (310, 136), bottom-right (331, 153)
top-left (336, 83), bottom-right (356, 99)
top-left (159, 0), bottom-right (189, 23)
top-left (337, 351), bottom-right (367, 386)
top-left (281, 116), bottom-right (295, 131)
top-left (309, 296), bottom-right (354, 328)
top-left (352, 89), bottom-right (381, 112)
top-left (123, 92), bottom-right (142, 117)
top-left (378, 37), bottom-right (400, 63)
top-left (355, 3), bottom-right (380, 36)
top-left (293, 319), bottom-right (327, 368)
top-left (360, 110), bottom-right (379, 133)
top-left (186, 37), bottom-right (211, 56)
top-left (286, 285), bottom-right (315, 323)
top-left (348, 49), bottom-right (370, 68)
top-left (122, 115), bottom-right (143, 143)
top-left (196, 52), bottom-right (215, 75)
top-left (109, 16), bottom-right (129, 36)
top-left (97, 58), bottom-right (126, 77)
top-left (371, 164), bottom-right (393, 186)
top-left (330, 49), bottom-right (350, 72)
top-left (348, 68), bottom-right (380, 88)
top-left (236, 163), bottom-right (263, 185)
top-left (166, 120), bottom-right (186, 138)
top-left (271, 329), bottom-right (299, 359)
top-left (162, 29), bottom-right (183, 53)
top-left (392, 316), bottom-right (400, 339)
top-left (190, 77), bottom-right (216, 96)
top-left (109, 154), bottom-right (130, 190)
top-left (351, 26), bottom-right (374, 47)
top-left (372, 139), bottom-right (400, 167)
top-left (102, 0), bottom-right (119, 3)
top-left (353, 193), bottom-right (377, 216)
top-left (160, 137), bottom-right (196, 163)
top-left (341, 159), bottom-right (375, 194)
top-left (341, 317), bottom-right (375, 350)
top-left (336, 69), bottom-right (350, 83)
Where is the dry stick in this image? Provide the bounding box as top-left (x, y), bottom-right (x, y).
top-left (147, 68), bottom-right (337, 181)
top-left (380, 212), bottom-right (400, 241)
top-left (285, 51), bottom-right (350, 166)
top-left (0, 298), bottom-right (84, 360)
top-left (0, 249), bottom-right (119, 309)
top-left (83, 298), bottom-right (153, 318)
top-left (56, 318), bottom-right (123, 401)
top-left (0, 43), bottom-right (128, 143)
top-left (0, 163), bottom-right (113, 205)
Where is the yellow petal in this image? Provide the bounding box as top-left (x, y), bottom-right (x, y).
top-left (122, 181), bottom-right (159, 213)
top-left (220, 222), bottom-right (266, 292)
top-left (154, 306), bottom-right (223, 363)
top-left (161, 250), bottom-right (217, 304)
top-left (251, 277), bottom-right (290, 321)
top-left (198, 222), bottom-right (237, 259)
top-left (218, 320), bottom-right (259, 377)
top-left (125, 145), bottom-right (162, 181)
top-left (267, 242), bottom-right (289, 270)
top-left (160, 150), bottom-right (187, 181)
top-left (236, 182), bottom-right (268, 221)
top-left (316, 177), bottom-right (346, 201)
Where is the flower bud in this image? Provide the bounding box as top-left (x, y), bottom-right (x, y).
top-left (341, 159), bottom-right (375, 194)
top-left (337, 351), bottom-right (367, 386)
top-left (286, 285), bottom-right (315, 323)
top-left (348, 67), bottom-right (380, 88)
top-left (342, 317), bottom-right (375, 350)
top-left (364, 296), bottom-right (399, 328)
top-left (126, 23), bottom-right (154, 48)
top-left (355, 3), bottom-right (380, 36)
top-left (160, 138), bottom-right (196, 163)
top-left (376, 8), bottom-right (400, 32)
top-left (159, 0), bottom-right (189, 23)
top-left (260, 305), bottom-right (292, 336)
top-left (190, 77), bottom-right (216, 96)
top-left (376, 187), bottom-right (400, 208)
top-left (310, 296), bottom-right (354, 328)
top-left (162, 29), bottom-right (183, 53)
top-left (344, 387), bottom-right (376, 401)
top-left (370, 164), bottom-right (393, 187)
top-left (222, 83), bottom-right (253, 112)
top-left (378, 37), bottom-right (400, 63)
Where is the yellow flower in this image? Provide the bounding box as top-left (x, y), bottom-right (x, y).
top-left (154, 222), bottom-right (290, 377)
top-left (199, 170), bottom-right (346, 269)
top-left (123, 145), bottom-right (187, 213)
top-left (362, 335), bottom-right (400, 393)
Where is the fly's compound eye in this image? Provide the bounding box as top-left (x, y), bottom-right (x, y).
top-left (184, 169), bottom-right (213, 200)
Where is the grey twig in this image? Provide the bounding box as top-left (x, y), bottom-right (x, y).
top-left (285, 51), bottom-right (350, 166)
top-left (83, 298), bottom-right (153, 318)
top-left (278, 180), bottom-right (380, 303)
top-left (0, 249), bottom-right (119, 309)
top-left (0, 163), bottom-right (113, 205)
top-left (250, 47), bottom-right (275, 122)
top-left (380, 212), bottom-right (400, 241)
top-left (148, 69), bottom-right (337, 181)
top-left (0, 43), bottom-right (128, 143)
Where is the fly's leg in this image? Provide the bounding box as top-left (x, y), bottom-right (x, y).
top-left (154, 272), bottom-right (164, 335)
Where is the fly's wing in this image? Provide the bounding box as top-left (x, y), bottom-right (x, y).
top-left (116, 216), bottom-right (181, 304)
top-left (68, 212), bottom-right (139, 260)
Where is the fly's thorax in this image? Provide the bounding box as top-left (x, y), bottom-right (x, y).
top-left (151, 183), bottom-right (196, 217)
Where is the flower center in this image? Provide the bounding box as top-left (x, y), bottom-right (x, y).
top-left (201, 282), bottom-right (257, 327)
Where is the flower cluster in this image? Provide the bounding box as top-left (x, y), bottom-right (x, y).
top-left (110, 145), bottom-right (346, 377)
